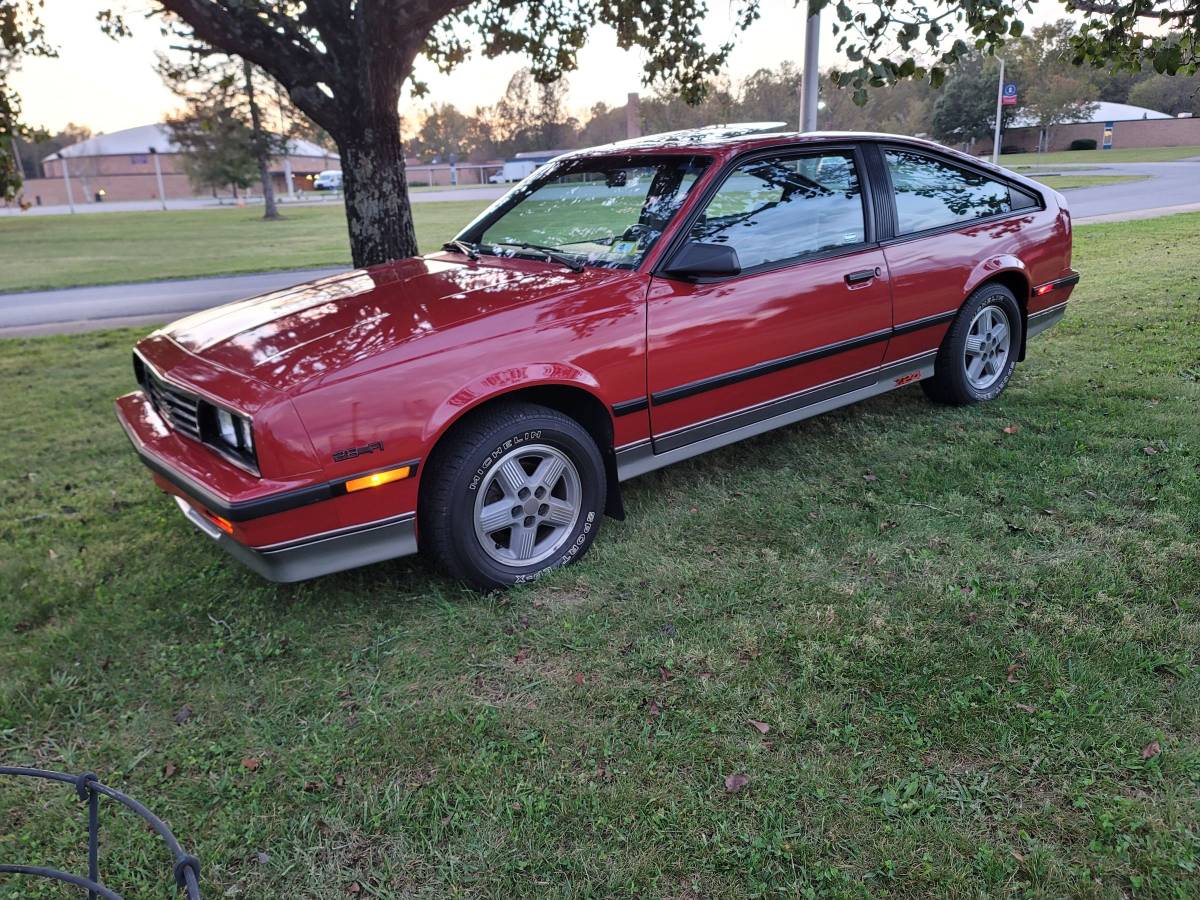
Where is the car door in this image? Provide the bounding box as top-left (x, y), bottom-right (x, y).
top-left (645, 145), bottom-right (893, 451)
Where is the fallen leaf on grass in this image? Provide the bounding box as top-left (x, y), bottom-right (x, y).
top-left (162, 762), bottom-right (178, 778)
top-left (513, 647), bottom-right (529, 664)
top-left (241, 757), bottom-right (260, 772)
top-left (1006, 663), bottom-right (1022, 684)
top-left (659, 666), bottom-right (675, 682)
top-left (1015, 703), bottom-right (1038, 714)
top-left (573, 672), bottom-right (585, 686)
top-left (347, 883), bottom-right (362, 895)
top-left (1002, 425), bottom-right (1020, 435)
top-left (1143, 445), bottom-right (1159, 456)
top-left (863, 471), bottom-right (878, 482)
top-left (303, 781), bottom-right (321, 793)
top-left (747, 720), bottom-right (770, 735)
top-left (724, 773), bottom-right (749, 793)
top-left (1142, 740), bottom-right (1161, 760)
top-left (648, 699), bottom-right (662, 719)
top-left (1011, 849), bottom-right (1026, 863)
top-left (173, 704), bottom-right (193, 725)
top-left (334, 774), bottom-right (345, 788)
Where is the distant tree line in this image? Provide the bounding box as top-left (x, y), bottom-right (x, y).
top-left (407, 21), bottom-right (1200, 165)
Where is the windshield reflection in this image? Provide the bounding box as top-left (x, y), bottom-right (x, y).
top-left (456, 154), bottom-right (711, 270)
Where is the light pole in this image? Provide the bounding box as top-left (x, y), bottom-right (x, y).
top-left (800, 1), bottom-right (821, 132)
top-left (992, 58), bottom-right (1006, 164)
top-left (55, 153), bottom-right (76, 213)
top-left (150, 147), bottom-right (167, 210)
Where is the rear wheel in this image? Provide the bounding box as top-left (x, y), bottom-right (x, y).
top-left (923, 283), bottom-right (1023, 405)
top-left (421, 402), bottom-right (606, 590)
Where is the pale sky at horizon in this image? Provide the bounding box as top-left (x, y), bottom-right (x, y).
top-left (12, 0), bottom-right (1074, 138)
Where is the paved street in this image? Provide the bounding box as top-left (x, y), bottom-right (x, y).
top-left (0, 185), bottom-right (506, 217)
top-left (0, 267), bottom-right (349, 337)
top-left (2, 159), bottom-right (1198, 338)
top-left (1012, 158), bottom-right (1200, 220)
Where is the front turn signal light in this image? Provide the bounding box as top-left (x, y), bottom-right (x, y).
top-left (344, 465), bottom-right (412, 493)
top-left (203, 510), bottom-right (234, 534)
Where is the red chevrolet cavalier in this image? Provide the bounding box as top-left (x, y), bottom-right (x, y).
top-left (116, 127), bottom-right (1077, 589)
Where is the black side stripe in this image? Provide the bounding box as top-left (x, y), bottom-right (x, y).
top-left (612, 397), bottom-right (649, 416)
top-left (1035, 272), bottom-right (1080, 292)
top-left (891, 310), bottom-right (956, 337)
top-left (652, 328), bottom-right (892, 405)
top-left (650, 312), bottom-right (961, 407)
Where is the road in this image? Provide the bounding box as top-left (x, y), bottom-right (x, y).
top-left (2, 160), bottom-right (1198, 338)
top-left (1012, 159), bottom-right (1200, 220)
top-left (0, 186), bottom-right (506, 217)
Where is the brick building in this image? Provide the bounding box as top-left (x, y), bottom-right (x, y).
top-left (971, 101), bottom-right (1200, 155)
top-left (25, 123), bottom-right (339, 206)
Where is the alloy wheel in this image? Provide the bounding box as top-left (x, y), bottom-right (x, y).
top-left (963, 304), bottom-right (1012, 390)
top-left (472, 443), bottom-right (582, 567)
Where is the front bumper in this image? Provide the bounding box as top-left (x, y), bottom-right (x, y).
top-left (116, 390), bottom-right (419, 582)
top-left (172, 496), bottom-right (417, 583)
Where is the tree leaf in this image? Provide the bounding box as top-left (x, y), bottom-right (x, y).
top-left (724, 772), bottom-right (749, 793)
top-left (1141, 740), bottom-right (1161, 759)
top-left (748, 719), bottom-right (770, 735)
top-left (241, 757), bottom-right (260, 772)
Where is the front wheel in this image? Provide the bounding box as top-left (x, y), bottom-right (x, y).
top-left (420, 402), bottom-right (606, 590)
top-left (922, 283), bottom-right (1023, 405)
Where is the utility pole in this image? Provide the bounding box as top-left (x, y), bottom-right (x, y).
top-left (992, 58), bottom-right (1006, 164)
top-left (150, 147), bottom-right (168, 210)
top-left (800, 1), bottom-right (821, 132)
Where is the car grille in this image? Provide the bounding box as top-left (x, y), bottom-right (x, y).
top-left (141, 363), bottom-right (203, 442)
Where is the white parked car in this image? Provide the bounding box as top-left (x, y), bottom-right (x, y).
top-left (313, 170), bottom-right (343, 191)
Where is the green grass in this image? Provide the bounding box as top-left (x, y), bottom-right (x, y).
top-left (1002, 145), bottom-right (1200, 167)
top-left (2, 214), bottom-right (1199, 897)
top-left (1027, 173), bottom-right (1149, 191)
top-left (0, 201), bottom-right (490, 294)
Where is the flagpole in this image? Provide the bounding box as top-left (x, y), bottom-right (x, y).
top-left (992, 58), bottom-right (1005, 164)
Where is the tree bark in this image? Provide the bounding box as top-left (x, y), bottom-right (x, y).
top-left (334, 102), bottom-right (418, 268)
top-left (243, 59), bottom-right (279, 220)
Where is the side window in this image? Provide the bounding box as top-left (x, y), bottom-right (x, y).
top-left (884, 149), bottom-right (1013, 234)
top-left (692, 151), bottom-right (866, 271)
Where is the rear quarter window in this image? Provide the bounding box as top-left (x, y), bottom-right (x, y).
top-left (885, 149), bottom-right (1015, 235)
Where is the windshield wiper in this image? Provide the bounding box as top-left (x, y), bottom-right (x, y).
top-left (497, 241), bottom-right (584, 273)
top-left (442, 239), bottom-right (480, 260)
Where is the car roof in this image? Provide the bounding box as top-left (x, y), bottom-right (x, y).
top-left (557, 124), bottom-right (1034, 190)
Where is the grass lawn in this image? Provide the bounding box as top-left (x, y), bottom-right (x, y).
top-left (1, 214), bottom-right (1199, 897)
top-left (1026, 173), bottom-right (1149, 191)
top-left (1001, 145), bottom-right (1200, 167)
top-left (0, 201), bottom-right (490, 294)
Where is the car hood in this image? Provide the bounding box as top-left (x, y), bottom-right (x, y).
top-left (159, 256), bottom-right (626, 393)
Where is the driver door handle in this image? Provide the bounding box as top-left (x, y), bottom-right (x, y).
top-left (844, 267), bottom-right (880, 286)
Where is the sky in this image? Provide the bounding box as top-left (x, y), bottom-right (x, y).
top-left (12, 1), bottom-right (1072, 138)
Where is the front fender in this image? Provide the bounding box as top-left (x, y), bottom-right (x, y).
top-left (423, 363), bottom-right (606, 445)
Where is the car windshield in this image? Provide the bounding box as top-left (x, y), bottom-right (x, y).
top-left (458, 154), bottom-right (711, 269)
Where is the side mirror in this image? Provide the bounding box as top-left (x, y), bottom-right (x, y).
top-left (663, 241), bottom-right (741, 279)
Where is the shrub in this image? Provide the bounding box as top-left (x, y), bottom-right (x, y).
top-left (1069, 139), bottom-right (1098, 151)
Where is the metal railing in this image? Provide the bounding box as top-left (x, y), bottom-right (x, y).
top-left (0, 766), bottom-right (201, 899)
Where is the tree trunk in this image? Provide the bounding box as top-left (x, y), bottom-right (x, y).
top-left (335, 102), bottom-right (418, 268)
top-left (243, 59), bottom-right (279, 220)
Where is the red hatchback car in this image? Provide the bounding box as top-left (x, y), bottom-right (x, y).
top-left (116, 127), bottom-right (1077, 589)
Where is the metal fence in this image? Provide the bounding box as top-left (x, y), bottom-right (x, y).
top-left (0, 766), bottom-right (201, 899)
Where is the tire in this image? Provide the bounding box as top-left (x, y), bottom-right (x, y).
top-left (922, 282), bottom-right (1023, 405)
top-left (420, 402), bottom-right (606, 590)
